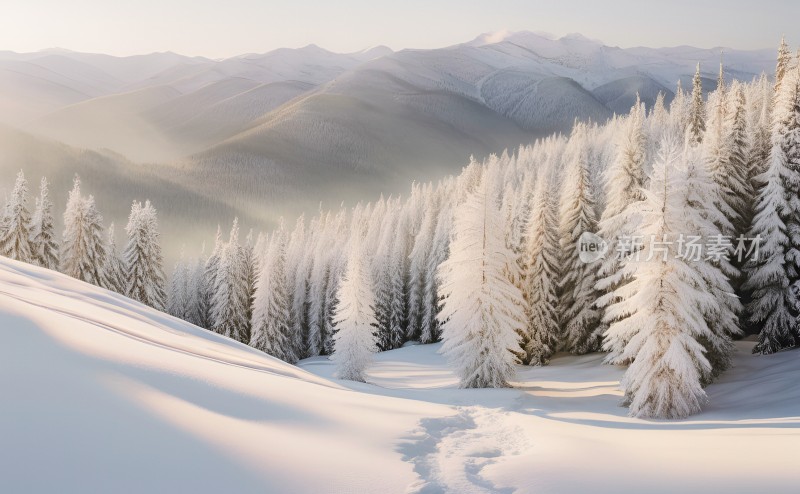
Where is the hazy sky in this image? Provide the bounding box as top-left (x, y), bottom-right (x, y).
top-left (1, 0), bottom-right (795, 58)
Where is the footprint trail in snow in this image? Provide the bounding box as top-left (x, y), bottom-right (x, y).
top-left (401, 406), bottom-right (528, 494)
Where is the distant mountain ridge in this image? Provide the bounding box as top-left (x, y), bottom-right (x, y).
top-left (0, 31), bottom-right (778, 257)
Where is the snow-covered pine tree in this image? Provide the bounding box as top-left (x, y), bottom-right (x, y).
top-left (606, 138), bottom-right (715, 419)
top-left (199, 226), bottom-right (223, 329)
top-left (0, 171), bottom-right (32, 262)
top-left (371, 199), bottom-right (399, 350)
top-left (29, 177), bottom-right (58, 270)
top-left (775, 35), bottom-right (791, 93)
top-left (746, 64), bottom-right (800, 353)
top-left (103, 223), bottom-right (125, 294)
top-left (167, 250), bottom-right (190, 320)
top-left (307, 212), bottom-right (333, 356)
top-left (558, 123), bottom-right (603, 354)
top-left (689, 63), bottom-right (706, 145)
top-left (407, 190), bottom-right (437, 340)
top-left (321, 210), bottom-right (348, 355)
top-left (724, 81), bottom-right (755, 237)
top-left (746, 75), bottom-right (774, 208)
top-left (185, 254), bottom-right (205, 327)
top-left (703, 71), bottom-right (748, 242)
top-left (681, 143), bottom-right (742, 380)
top-left (649, 91), bottom-right (669, 144)
top-left (286, 215), bottom-right (310, 359)
top-left (331, 232), bottom-right (378, 382)
top-left (420, 195), bottom-right (453, 343)
top-left (250, 224), bottom-right (296, 362)
top-left (211, 218), bottom-right (250, 342)
top-left (438, 169), bottom-right (525, 388)
top-left (243, 228), bottom-right (257, 337)
top-left (521, 169), bottom-right (561, 365)
top-left (123, 200), bottom-right (166, 311)
top-left (61, 177), bottom-right (107, 287)
top-left (388, 205), bottom-right (411, 348)
top-left (596, 101), bottom-right (647, 362)
top-left (669, 79), bottom-right (690, 137)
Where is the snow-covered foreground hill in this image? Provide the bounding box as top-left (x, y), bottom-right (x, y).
top-left (2, 257), bottom-right (798, 493)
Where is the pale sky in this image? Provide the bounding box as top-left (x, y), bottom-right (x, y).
top-left (0, 0), bottom-right (795, 58)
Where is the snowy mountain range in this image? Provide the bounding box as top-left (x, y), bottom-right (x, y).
top-left (0, 32), bottom-right (777, 255)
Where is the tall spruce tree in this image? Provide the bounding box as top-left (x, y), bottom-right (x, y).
top-left (211, 219), bottom-right (251, 342)
top-left (438, 169), bottom-right (525, 388)
top-left (689, 63), bottom-right (706, 145)
top-left (124, 200), bottom-right (166, 311)
top-left (199, 227), bottom-right (222, 329)
top-left (0, 171), bottom-right (32, 262)
top-left (29, 177), bottom-right (58, 270)
top-left (558, 124), bottom-right (603, 354)
top-left (606, 139), bottom-right (715, 419)
top-left (746, 64), bottom-right (800, 353)
top-left (596, 101), bottom-right (647, 362)
top-left (103, 223), bottom-right (126, 294)
top-left (332, 234), bottom-right (378, 382)
top-left (250, 225), bottom-right (296, 362)
top-left (521, 170), bottom-right (561, 365)
top-left (61, 177), bottom-right (107, 287)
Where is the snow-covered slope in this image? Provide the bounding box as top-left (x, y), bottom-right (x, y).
top-left (2, 256), bottom-right (797, 493)
top-left (302, 342), bottom-right (799, 494)
top-left (0, 257), bottom-right (451, 493)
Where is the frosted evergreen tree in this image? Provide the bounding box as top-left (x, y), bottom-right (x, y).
top-left (649, 91), bottom-right (669, 144)
top-left (606, 139), bottom-right (714, 419)
top-left (167, 250), bottom-right (190, 320)
top-left (438, 171), bottom-right (525, 388)
top-left (243, 228), bottom-right (257, 337)
top-left (332, 235), bottom-right (378, 382)
top-left (185, 254), bottom-right (206, 327)
top-left (407, 191), bottom-right (437, 340)
top-left (124, 200), bottom-right (166, 311)
top-left (372, 200), bottom-right (400, 350)
top-left (689, 63), bottom-right (706, 145)
top-left (558, 124), bottom-right (603, 354)
top-left (775, 35), bottom-right (791, 93)
top-left (199, 226), bottom-right (223, 329)
top-left (29, 177), bottom-right (58, 270)
top-left (740, 78), bottom-right (774, 307)
top-left (746, 64), bottom-right (800, 353)
top-left (388, 208), bottom-right (411, 348)
top-left (307, 212), bottom-right (333, 356)
top-left (724, 82), bottom-right (755, 236)
top-left (703, 72), bottom-right (748, 242)
top-left (0, 171), bottom-right (32, 262)
top-left (596, 101), bottom-right (647, 361)
top-left (321, 211), bottom-right (349, 355)
top-left (61, 177), bottom-right (107, 287)
top-left (211, 218), bottom-right (250, 342)
top-left (103, 223), bottom-right (126, 294)
top-left (681, 143), bottom-right (742, 380)
top-left (746, 75), bottom-right (774, 203)
top-left (286, 215), bottom-right (310, 359)
top-left (250, 225), bottom-right (296, 362)
top-left (521, 170), bottom-right (561, 365)
top-left (669, 80), bottom-right (691, 137)
top-left (420, 199), bottom-right (453, 343)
